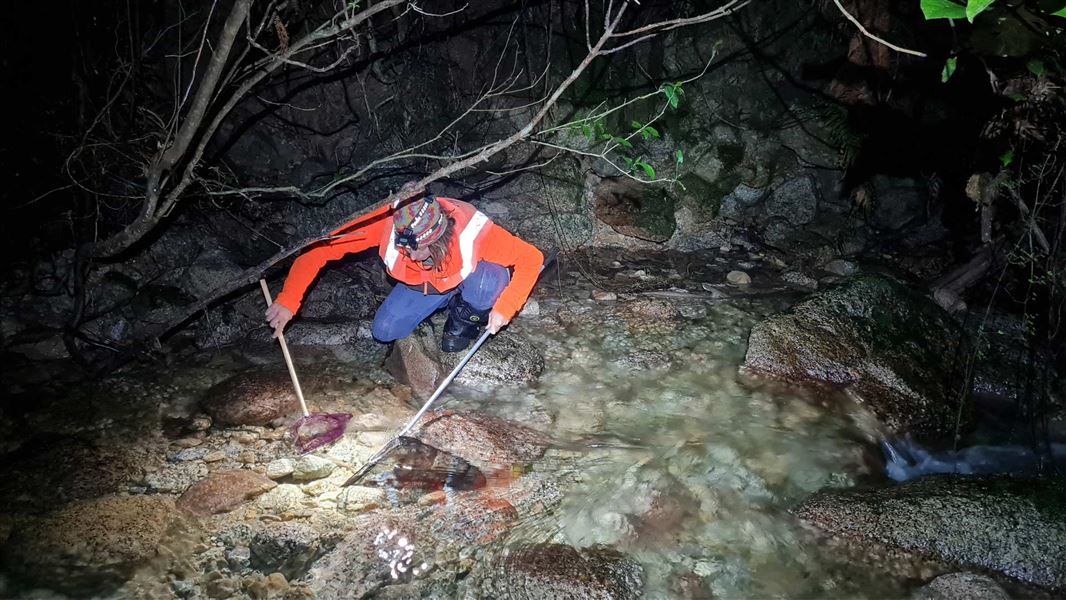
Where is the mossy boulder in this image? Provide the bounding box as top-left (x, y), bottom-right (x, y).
top-left (743, 275), bottom-right (969, 437)
top-left (794, 476), bottom-right (1066, 590)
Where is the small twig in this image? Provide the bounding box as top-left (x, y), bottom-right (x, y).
top-left (829, 0), bottom-right (927, 58)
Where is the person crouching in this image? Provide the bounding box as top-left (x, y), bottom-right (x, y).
top-left (265, 195), bottom-right (544, 352)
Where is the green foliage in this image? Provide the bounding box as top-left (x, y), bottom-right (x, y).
top-left (942, 57), bottom-right (958, 82)
top-left (966, 0), bottom-right (996, 22)
top-left (1027, 58), bottom-right (1047, 77)
top-left (921, 0), bottom-right (967, 20)
top-left (661, 82), bottom-right (684, 109)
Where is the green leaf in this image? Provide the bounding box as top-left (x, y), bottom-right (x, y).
top-left (662, 83), bottom-right (680, 109)
top-left (999, 150), bottom-right (1014, 167)
top-left (921, 0), bottom-right (967, 19)
top-left (581, 124), bottom-right (592, 139)
top-left (613, 136), bottom-right (633, 149)
top-left (1052, 7), bottom-right (1066, 17)
top-left (636, 161), bottom-right (656, 179)
top-left (644, 125), bottom-right (660, 139)
top-left (966, 0), bottom-right (996, 22)
top-left (1008, 92), bottom-right (1027, 102)
top-left (1027, 59), bottom-right (1046, 77)
top-left (942, 57), bottom-right (958, 82)
top-left (631, 120), bottom-right (643, 130)
top-left (675, 149), bottom-right (685, 165)
top-left (622, 156), bottom-right (635, 169)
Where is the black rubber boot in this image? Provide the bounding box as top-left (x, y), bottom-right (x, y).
top-left (441, 296), bottom-right (490, 353)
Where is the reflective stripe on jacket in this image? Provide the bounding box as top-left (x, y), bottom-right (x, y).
top-left (275, 198), bottom-right (544, 321)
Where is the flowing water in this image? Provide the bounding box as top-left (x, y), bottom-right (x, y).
top-left (386, 289), bottom-right (906, 599)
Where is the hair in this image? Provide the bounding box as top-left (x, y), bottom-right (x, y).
top-left (425, 216), bottom-right (455, 271)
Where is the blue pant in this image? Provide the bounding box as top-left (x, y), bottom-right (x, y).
top-left (371, 261), bottom-right (510, 342)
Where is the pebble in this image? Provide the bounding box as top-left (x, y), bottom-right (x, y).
top-left (203, 451), bottom-right (227, 463)
top-left (700, 283), bottom-right (729, 298)
top-left (293, 455), bottom-right (335, 482)
top-left (591, 290), bottom-right (618, 301)
top-left (260, 429), bottom-right (286, 441)
top-left (234, 431), bottom-right (259, 445)
top-left (522, 298), bottom-right (541, 317)
top-left (189, 415), bottom-right (213, 432)
top-left (255, 484), bottom-right (305, 513)
top-left (349, 413), bottom-right (390, 431)
top-left (738, 261), bottom-right (757, 269)
top-left (338, 486), bottom-right (385, 512)
top-left (823, 258), bottom-right (858, 276)
top-left (173, 437), bottom-right (204, 449)
top-left (266, 458), bottom-right (295, 480)
top-left (171, 447), bottom-right (209, 462)
top-left (238, 451), bottom-right (257, 464)
top-left (726, 271), bottom-right (752, 286)
top-left (781, 271), bottom-right (818, 290)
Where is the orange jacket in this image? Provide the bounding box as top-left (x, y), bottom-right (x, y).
top-left (275, 198), bottom-right (544, 321)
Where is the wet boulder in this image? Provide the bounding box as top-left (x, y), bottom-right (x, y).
top-left (200, 369), bottom-right (301, 426)
top-left (250, 522), bottom-right (324, 581)
top-left (793, 475), bottom-right (1066, 590)
top-left (177, 470), bottom-right (277, 516)
top-left (410, 410), bottom-right (550, 472)
top-left (744, 275), bottom-right (969, 437)
top-left (480, 544), bottom-right (644, 600)
top-left (386, 324), bottom-right (544, 398)
top-left (2, 495), bottom-right (176, 594)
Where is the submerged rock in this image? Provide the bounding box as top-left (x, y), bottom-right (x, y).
top-left (2, 495), bottom-right (176, 594)
top-left (0, 436), bottom-right (148, 512)
top-left (200, 370), bottom-right (300, 427)
top-left (480, 544), bottom-right (644, 600)
top-left (411, 410), bottom-right (550, 471)
top-left (177, 470), bottom-right (277, 516)
top-left (250, 522), bottom-right (324, 581)
top-left (744, 275), bottom-right (969, 436)
top-left (794, 475), bottom-right (1066, 590)
top-left (912, 572), bottom-right (1012, 600)
top-left (309, 509), bottom-right (425, 599)
top-left (293, 455), bottom-right (335, 482)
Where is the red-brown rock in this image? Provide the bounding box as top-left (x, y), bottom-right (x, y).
top-left (177, 470), bottom-right (277, 516)
top-left (200, 370), bottom-right (301, 426)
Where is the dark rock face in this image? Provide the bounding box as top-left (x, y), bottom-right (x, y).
top-left (385, 324), bottom-right (544, 399)
top-left (200, 369), bottom-right (300, 426)
top-left (411, 410), bottom-right (550, 472)
top-left (250, 522), bottom-right (324, 581)
top-left (2, 495), bottom-right (176, 594)
top-left (793, 476), bottom-right (1066, 590)
top-left (593, 178), bottom-right (676, 243)
top-left (744, 275), bottom-right (969, 436)
top-left (177, 470), bottom-right (277, 516)
top-left (480, 544), bottom-right (644, 600)
top-left (912, 572), bottom-right (1012, 600)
